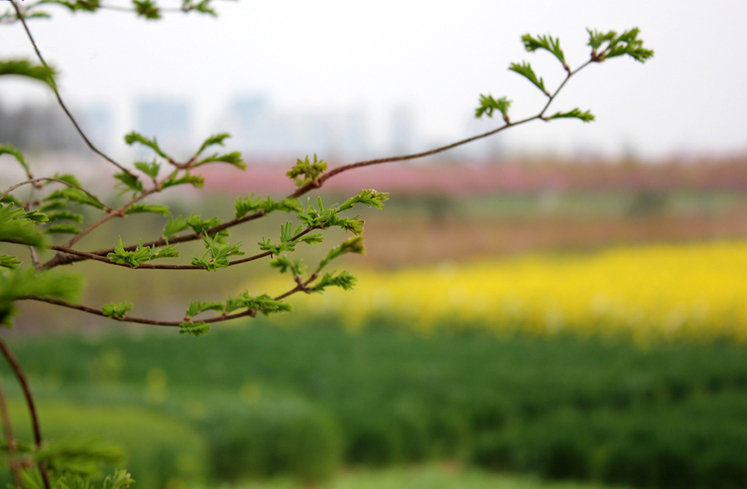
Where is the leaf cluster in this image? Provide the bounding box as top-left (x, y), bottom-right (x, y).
top-left (318, 236), bottom-right (365, 271)
top-left (235, 195), bottom-right (303, 219)
top-left (509, 61), bottom-right (548, 95)
top-left (0, 59), bottom-right (56, 89)
top-left (0, 204), bottom-right (48, 247)
top-left (548, 108), bottom-right (595, 122)
top-left (0, 143), bottom-right (30, 175)
top-left (287, 154), bottom-right (327, 187)
top-left (588, 27), bottom-right (654, 62)
top-left (225, 292), bottom-right (292, 316)
top-left (0, 268), bottom-right (84, 326)
top-left (107, 236), bottom-right (179, 267)
top-left (101, 301), bottom-right (133, 319)
top-left (296, 197), bottom-right (365, 235)
top-left (192, 235), bottom-right (243, 271)
top-left (132, 0), bottom-right (160, 19)
top-left (258, 222), bottom-right (322, 256)
top-left (39, 0), bottom-right (101, 13)
top-left (521, 33), bottom-right (567, 69)
top-left (311, 270), bottom-right (357, 293)
top-left (475, 95), bottom-right (511, 120)
top-left (123, 131), bottom-right (168, 159)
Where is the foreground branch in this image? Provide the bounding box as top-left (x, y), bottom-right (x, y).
top-left (0, 338), bottom-right (51, 489)
top-left (20, 272), bottom-right (318, 327)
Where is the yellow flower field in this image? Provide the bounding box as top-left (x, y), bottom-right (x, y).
top-left (267, 239), bottom-right (747, 343)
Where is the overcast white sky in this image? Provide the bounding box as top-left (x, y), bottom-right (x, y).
top-left (1, 0), bottom-right (746, 160)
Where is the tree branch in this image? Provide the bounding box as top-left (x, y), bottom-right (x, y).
top-left (48, 226), bottom-right (317, 270)
top-left (9, 0), bottom-right (134, 178)
top-left (0, 338), bottom-right (51, 489)
top-left (0, 375), bottom-right (25, 489)
top-left (19, 272), bottom-right (318, 327)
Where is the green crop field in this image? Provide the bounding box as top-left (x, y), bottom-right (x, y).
top-left (3, 317), bottom-right (747, 489)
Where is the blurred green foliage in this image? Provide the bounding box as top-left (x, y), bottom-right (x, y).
top-left (3, 319), bottom-right (747, 488)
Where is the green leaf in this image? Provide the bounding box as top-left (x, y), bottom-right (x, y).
top-left (0, 59), bottom-right (56, 89)
top-left (47, 223), bottom-right (82, 234)
top-left (235, 195), bottom-right (302, 219)
top-left (192, 234), bottom-right (243, 271)
top-left (475, 95), bottom-right (511, 120)
top-left (586, 28), bottom-right (617, 50)
top-left (269, 254), bottom-right (307, 276)
top-left (103, 470), bottom-right (135, 489)
top-left (161, 171), bottom-right (204, 190)
top-left (338, 189), bottom-right (390, 212)
top-left (39, 0), bottom-right (101, 12)
top-left (113, 171), bottom-right (143, 195)
top-left (134, 160), bottom-right (161, 179)
top-left (44, 188), bottom-right (105, 210)
top-left (179, 322), bottom-right (209, 337)
top-left (101, 301), bottom-right (133, 319)
top-left (24, 210), bottom-right (48, 223)
top-left (590, 27), bottom-right (654, 63)
top-left (0, 143), bottom-right (29, 174)
top-left (318, 236), bottom-right (365, 271)
top-left (312, 270), bottom-right (357, 293)
top-left (287, 154), bottom-right (327, 187)
top-left (47, 211), bottom-right (83, 223)
top-left (0, 255), bottom-right (21, 270)
top-left (196, 151), bottom-right (246, 170)
top-left (37, 435), bottom-right (124, 479)
top-left (163, 215), bottom-right (189, 238)
top-left (1, 194), bottom-right (23, 208)
top-left (2, 268), bottom-right (85, 302)
top-left (183, 0), bottom-right (216, 15)
top-left (124, 131), bottom-right (168, 158)
top-left (521, 33), bottom-right (567, 68)
top-left (107, 236), bottom-right (179, 267)
top-left (509, 61), bottom-right (547, 95)
top-left (185, 300), bottom-right (224, 319)
top-left (196, 133), bottom-right (231, 155)
top-left (125, 204), bottom-right (170, 216)
top-left (548, 108), bottom-right (595, 122)
top-left (53, 173), bottom-right (83, 187)
top-left (298, 233), bottom-right (323, 245)
top-left (132, 0), bottom-right (161, 19)
top-left (186, 214), bottom-right (221, 235)
top-left (39, 200), bottom-right (67, 212)
top-left (0, 204), bottom-right (48, 247)
top-left (224, 292), bottom-right (292, 316)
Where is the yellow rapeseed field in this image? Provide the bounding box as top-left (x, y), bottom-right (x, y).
top-left (265, 240), bottom-right (747, 343)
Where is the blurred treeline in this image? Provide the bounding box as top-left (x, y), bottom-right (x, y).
top-left (2, 320), bottom-right (747, 489)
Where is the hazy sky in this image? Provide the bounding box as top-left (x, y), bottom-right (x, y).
top-left (1, 0), bottom-right (746, 160)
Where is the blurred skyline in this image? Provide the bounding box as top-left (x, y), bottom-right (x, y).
top-left (1, 1), bottom-right (746, 161)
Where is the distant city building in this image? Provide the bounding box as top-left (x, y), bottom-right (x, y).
top-left (224, 94), bottom-right (371, 160)
top-left (390, 105), bottom-right (415, 155)
top-left (135, 97), bottom-right (193, 157)
top-left (77, 104), bottom-right (113, 153)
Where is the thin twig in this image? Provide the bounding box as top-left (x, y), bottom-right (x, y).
top-left (20, 272), bottom-right (319, 326)
top-left (10, 0), bottom-right (134, 178)
top-left (0, 339), bottom-right (51, 489)
top-left (49, 226), bottom-right (317, 270)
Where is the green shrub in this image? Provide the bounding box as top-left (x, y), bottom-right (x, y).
top-left (0, 399), bottom-right (208, 489)
top-left (201, 395), bottom-right (342, 482)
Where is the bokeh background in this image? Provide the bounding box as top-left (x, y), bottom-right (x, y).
top-left (2, 1), bottom-right (747, 488)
